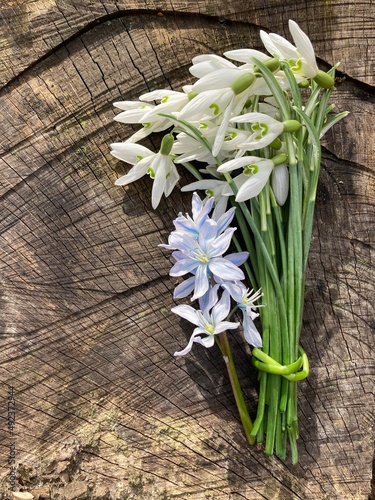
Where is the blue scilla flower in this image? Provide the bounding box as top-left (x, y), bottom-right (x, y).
top-left (168, 217), bottom-right (246, 300)
top-left (165, 192), bottom-right (236, 242)
top-left (223, 281), bottom-right (263, 347)
top-left (172, 286), bottom-right (239, 356)
top-left (160, 193), bottom-right (248, 301)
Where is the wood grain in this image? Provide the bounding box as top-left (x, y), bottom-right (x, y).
top-left (0, 2), bottom-right (374, 499)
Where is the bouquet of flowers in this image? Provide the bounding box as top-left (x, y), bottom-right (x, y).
top-left (109, 20), bottom-right (347, 463)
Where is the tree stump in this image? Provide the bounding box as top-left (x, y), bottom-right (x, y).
top-left (0, 2), bottom-right (373, 499)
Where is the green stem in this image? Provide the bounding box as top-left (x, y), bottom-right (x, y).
top-left (217, 333), bottom-right (255, 445)
top-left (181, 161), bottom-right (202, 180)
top-left (231, 199), bottom-right (260, 286)
top-left (232, 234), bottom-right (258, 292)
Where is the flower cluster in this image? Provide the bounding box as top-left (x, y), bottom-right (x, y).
top-left (160, 193), bottom-right (262, 355)
top-left (109, 19), bottom-right (347, 462)
top-left (110, 20), bottom-right (340, 211)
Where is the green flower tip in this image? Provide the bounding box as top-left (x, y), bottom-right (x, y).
top-left (272, 153), bottom-right (288, 166)
top-left (147, 167), bottom-right (155, 179)
top-left (160, 134), bottom-right (174, 155)
top-left (244, 164), bottom-right (259, 175)
top-left (313, 70), bottom-right (335, 89)
top-left (282, 119), bottom-right (302, 133)
top-left (269, 137), bottom-right (282, 150)
top-left (263, 57), bottom-right (280, 73)
top-left (231, 73), bottom-right (255, 95)
top-left (254, 58), bottom-right (280, 76)
top-left (187, 90), bottom-right (198, 101)
top-left (298, 79), bottom-right (310, 89)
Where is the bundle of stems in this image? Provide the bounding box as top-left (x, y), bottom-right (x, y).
top-left (219, 61), bottom-right (342, 463)
top-left (170, 61), bottom-right (344, 462)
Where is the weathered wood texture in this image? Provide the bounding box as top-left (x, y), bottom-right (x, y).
top-left (0, 1), bottom-right (374, 499)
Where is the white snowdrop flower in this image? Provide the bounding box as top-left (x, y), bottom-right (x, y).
top-left (217, 154), bottom-right (288, 202)
top-left (230, 112), bottom-right (284, 151)
top-left (260, 20), bottom-right (334, 87)
top-left (111, 134), bottom-right (179, 209)
top-left (113, 100), bottom-right (154, 123)
top-left (138, 89), bottom-right (189, 121)
top-left (172, 132), bottom-right (216, 164)
top-left (189, 54), bottom-right (237, 78)
top-left (179, 71), bottom-right (256, 157)
top-left (113, 91), bottom-right (187, 143)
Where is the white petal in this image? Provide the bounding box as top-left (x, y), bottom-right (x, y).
top-left (223, 49), bottom-right (269, 64)
top-left (271, 163), bottom-right (289, 206)
top-left (234, 161), bottom-right (274, 201)
top-left (114, 163), bottom-right (150, 185)
top-left (217, 156), bottom-right (267, 173)
top-left (212, 290), bottom-right (231, 323)
top-left (212, 100), bottom-right (234, 157)
top-left (173, 277), bottom-right (196, 299)
top-left (139, 89), bottom-right (183, 102)
top-left (164, 163), bottom-right (180, 197)
top-left (199, 284), bottom-right (220, 316)
top-left (181, 179), bottom-right (226, 192)
top-left (214, 321), bottom-right (240, 334)
top-left (196, 335), bottom-right (216, 348)
top-left (174, 330), bottom-right (204, 356)
top-left (191, 264), bottom-right (210, 301)
top-left (243, 312), bottom-right (263, 347)
top-left (288, 20), bottom-right (318, 75)
top-left (110, 144), bottom-right (154, 165)
top-left (113, 101), bottom-right (154, 111)
top-left (151, 156), bottom-right (166, 209)
top-left (192, 68), bottom-right (247, 92)
top-left (260, 30), bottom-right (283, 58)
top-left (268, 33), bottom-right (298, 60)
top-left (209, 258), bottom-right (245, 281)
top-left (171, 304), bottom-right (200, 325)
top-left (179, 89), bottom-right (233, 120)
top-left (230, 111), bottom-right (280, 125)
top-left (189, 54), bottom-right (236, 78)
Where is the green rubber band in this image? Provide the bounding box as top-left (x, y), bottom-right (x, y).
top-left (252, 346), bottom-right (309, 381)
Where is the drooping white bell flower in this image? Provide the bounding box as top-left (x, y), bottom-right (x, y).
top-left (217, 154), bottom-right (288, 202)
top-left (260, 20), bottom-right (334, 87)
top-left (230, 112), bottom-right (284, 151)
top-left (138, 89), bottom-right (189, 121)
top-left (189, 54), bottom-right (237, 78)
top-left (260, 21), bottom-right (318, 79)
top-left (223, 48), bottom-right (270, 66)
top-left (111, 134), bottom-right (179, 209)
top-left (113, 100), bottom-right (172, 143)
top-left (179, 71), bottom-right (255, 156)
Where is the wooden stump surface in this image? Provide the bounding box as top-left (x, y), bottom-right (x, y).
top-left (0, 1), bottom-right (374, 499)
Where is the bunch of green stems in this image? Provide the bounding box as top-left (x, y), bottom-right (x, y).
top-left (180, 61), bottom-right (343, 462)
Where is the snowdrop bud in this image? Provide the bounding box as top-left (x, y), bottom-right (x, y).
top-left (160, 134), bottom-right (174, 155)
top-left (254, 58), bottom-right (280, 74)
top-left (282, 120), bottom-right (302, 133)
top-left (231, 73), bottom-right (255, 95)
top-left (272, 153), bottom-right (288, 166)
top-left (272, 163), bottom-right (289, 206)
top-left (313, 70), bottom-right (335, 89)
